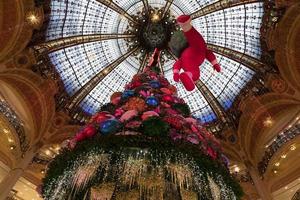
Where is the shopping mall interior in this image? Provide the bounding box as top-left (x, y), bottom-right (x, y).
top-left (0, 0), bottom-right (299, 199)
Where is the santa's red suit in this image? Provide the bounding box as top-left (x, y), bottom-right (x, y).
top-left (173, 15), bottom-right (221, 91)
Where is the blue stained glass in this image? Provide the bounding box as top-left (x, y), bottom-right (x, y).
top-left (46, 0), bottom-right (264, 122)
top-left (193, 2), bottom-right (264, 59)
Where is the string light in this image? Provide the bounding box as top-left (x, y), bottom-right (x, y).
top-left (43, 149), bottom-right (238, 199)
top-left (151, 13), bottom-right (160, 22)
top-left (45, 150), bottom-right (51, 156)
top-left (290, 145), bottom-right (296, 151)
top-left (263, 116), bottom-right (273, 127)
top-left (281, 154), bottom-right (287, 159)
top-left (234, 166), bottom-right (240, 173)
top-left (26, 12), bottom-right (40, 25)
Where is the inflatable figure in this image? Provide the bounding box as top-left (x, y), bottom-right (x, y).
top-left (172, 15), bottom-right (221, 91)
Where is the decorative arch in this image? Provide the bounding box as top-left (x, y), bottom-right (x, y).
top-left (272, 3), bottom-right (300, 92)
top-left (238, 93), bottom-right (300, 164)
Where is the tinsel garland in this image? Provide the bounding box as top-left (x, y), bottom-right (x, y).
top-left (42, 135), bottom-right (243, 199)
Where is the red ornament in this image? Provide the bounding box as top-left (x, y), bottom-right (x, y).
top-left (168, 85), bottom-right (177, 94)
top-left (83, 125), bottom-right (96, 138)
top-left (110, 92), bottom-right (122, 105)
top-left (132, 74), bottom-right (141, 82)
top-left (160, 87), bottom-right (173, 95)
top-left (75, 132), bottom-right (85, 142)
top-left (92, 112), bottom-right (114, 124)
top-left (158, 76), bottom-right (170, 87)
top-left (131, 80), bottom-right (143, 89)
top-left (164, 108), bottom-right (178, 115)
top-left (207, 147), bottom-right (217, 159)
top-left (162, 94), bottom-right (174, 103)
top-left (163, 115), bottom-right (184, 129)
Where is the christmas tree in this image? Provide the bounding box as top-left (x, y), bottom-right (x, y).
top-left (41, 49), bottom-right (242, 199)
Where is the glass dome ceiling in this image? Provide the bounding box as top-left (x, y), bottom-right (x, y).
top-left (46, 0), bottom-right (264, 123)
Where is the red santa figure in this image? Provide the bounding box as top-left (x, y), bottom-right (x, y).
top-left (172, 15), bottom-right (221, 91)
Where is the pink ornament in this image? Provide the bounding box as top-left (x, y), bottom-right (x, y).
top-left (141, 111), bottom-right (159, 121)
top-left (131, 80), bottom-right (142, 88)
top-left (120, 110), bottom-right (138, 122)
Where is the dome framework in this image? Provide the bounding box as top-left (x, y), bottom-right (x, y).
top-left (33, 0), bottom-right (265, 130)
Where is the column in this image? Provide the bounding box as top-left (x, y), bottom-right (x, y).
top-left (0, 143), bottom-right (41, 200)
top-left (245, 162), bottom-right (273, 200)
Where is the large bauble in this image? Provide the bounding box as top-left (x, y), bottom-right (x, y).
top-left (99, 119), bottom-right (121, 135)
top-left (122, 90), bottom-right (135, 99)
top-left (149, 80), bottom-right (161, 88)
top-left (146, 96), bottom-right (159, 107)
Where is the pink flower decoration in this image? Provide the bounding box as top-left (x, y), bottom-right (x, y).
top-left (139, 90), bottom-right (151, 98)
top-left (120, 110), bottom-right (138, 122)
top-left (141, 111), bottom-right (159, 121)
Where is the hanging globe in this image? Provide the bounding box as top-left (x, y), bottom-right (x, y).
top-left (149, 80), bottom-right (161, 88)
top-left (122, 90), bottom-right (135, 99)
top-left (99, 119), bottom-right (121, 135)
top-left (146, 96), bottom-right (159, 107)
